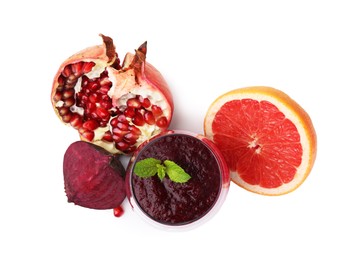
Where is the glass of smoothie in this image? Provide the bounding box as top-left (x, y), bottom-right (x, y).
top-left (126, 130), bottom-right (230, 230)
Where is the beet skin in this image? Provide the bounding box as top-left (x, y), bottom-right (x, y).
top-left (63, 141), bottom-right (126, 209)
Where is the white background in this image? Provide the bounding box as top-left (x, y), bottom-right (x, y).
top-left (1, 0), bottom-right (346, 259)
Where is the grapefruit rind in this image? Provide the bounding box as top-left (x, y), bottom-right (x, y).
top-left (204, 86), bottom-right (317, 195)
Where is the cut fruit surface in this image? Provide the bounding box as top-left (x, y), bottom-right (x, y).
top-left (51, 35), bottom-right (173, 154)
top-left (204, 86), bottom-right (317, 195)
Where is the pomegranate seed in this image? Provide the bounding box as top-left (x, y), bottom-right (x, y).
top-left (81, 94), bottom-right (89, 104)
top-left (100, 77), bottom-right (112, 88)
top-left (70, 114), bottom-right (83, 129)
top-left (96, 107), bottom-right (110, 120)
top-left (65, 82), bottom-right (76, 90)
top-left (156, 116), bottom-right (168, 128)
top-left (88, 81), bottom-right (99, 92)
top-left (112, 134), bottom-right (123, 142)
top-left (62, 113), bottom-right (72, 123)
top-left (83, 119), bottom-right (99, 131)
top-left (78, 127), bottom-right (86, 134)
top-left (124, 107), bottom-right (136, 118)
top-left (84, 111), bottom-right (93, 120)
top-left (79, 128), bottom-right (94, 141)
top-left (88, 93), bottom-right (100, 103)
top-left (117, 114), bottom-right (127, 123)
top-left (99, 85), bottom-right (110, 94)
top-left (110, 118), bottom-right (118, 128)
top-left (102, 131), bottom-right (113, 142)
top-left (132, 111), bottom-right (145, 126)
top-left (112, 127), bottom-right (126, 136)
top-left (140, 97), bottom-right (151, 108)
top-left (113, 206), bottom-right (124, 218)
top-left (90, 111), bottom-right (99, 120)
top-left (117, 122), bottom-right (129, 131)
top-left (71, 62), bottom-right (84, 76)
top-left (58, 75), bottom-right (65, 85)
top-left (81, 75), bottom-right (89, 87)
top-left (144, 111), bottom-right (155, 125)
top-left (83, 88), bottom-right (91, 96)
top-left (56, 85), bottom-right (64, 92)
top-left (125, 145), bottom-right (137, 153)
top-left (66, 74), bottom-right (77, 85)
top-left (62, 65), bottom-right (72, 77)
top-left (62, 89), bottom-right (75, 99)
top-left (127, 98), bottom-right (142, 109)
top-left (116, 141), bottom-right (129, 151)
top-left (100, 100), bottom-right (112, 110)
top-left (64, 97), bottom-right (75, 108)
top-left (53, 91), bottom-right (62, 102)
top-left (128, 125), bottom-right (141, 135)
top-left (124, 133), bottom-right (138, 145)
top-left (99, 121), bottom-right (107, 127)
top-left (101, 94), bottom-right (110, 101)
top-left (151, 105), bottom-right (163, 117)
top-left (58, 107), bottom-right (70, 116)
top-left (82, 62), bottom-right (95, 73)
top-left (86, 102), bottom-right (96, 111)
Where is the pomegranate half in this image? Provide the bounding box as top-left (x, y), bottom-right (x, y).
top-left (51, 34), bottom-right (174, 154)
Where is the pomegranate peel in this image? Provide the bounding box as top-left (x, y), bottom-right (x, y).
top-left (63, 141), bottom-right (126, 210)
top-left (51, 34), bottom-right (173, 154)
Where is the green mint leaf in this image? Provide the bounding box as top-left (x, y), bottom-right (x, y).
top-left (134, 158), bottom-right (161, 178)
top-left (134, 158), bottom-right (191, 184)
top-left (163, 160), bottom-right (191, 183)
top-left (156, 164), bottom-right (166, 181)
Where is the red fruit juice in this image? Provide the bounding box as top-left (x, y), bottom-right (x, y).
top-left (126, 131), bottom-right (229, 229)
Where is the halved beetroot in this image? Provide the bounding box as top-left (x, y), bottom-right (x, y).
top-left (63, 141), bottom-right (125, 209)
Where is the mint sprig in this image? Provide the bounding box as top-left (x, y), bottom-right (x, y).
top-left (134, 158), bottom-right (191, 183)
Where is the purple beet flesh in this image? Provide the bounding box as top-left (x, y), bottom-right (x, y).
top-left (63, 141), bottom-right (126, 210)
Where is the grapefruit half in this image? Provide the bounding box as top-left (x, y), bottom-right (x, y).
top-left (204, 86), bottom-right (317, 195)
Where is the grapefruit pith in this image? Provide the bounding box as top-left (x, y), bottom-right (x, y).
top-left (204, 86), bottom-right (317, 195)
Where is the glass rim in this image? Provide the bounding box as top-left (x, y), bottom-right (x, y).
top-left (126, 130), bottom-right (230, 231)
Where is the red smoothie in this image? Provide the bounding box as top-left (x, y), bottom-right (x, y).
top-left (126, 131), bottom-right (229, 228)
